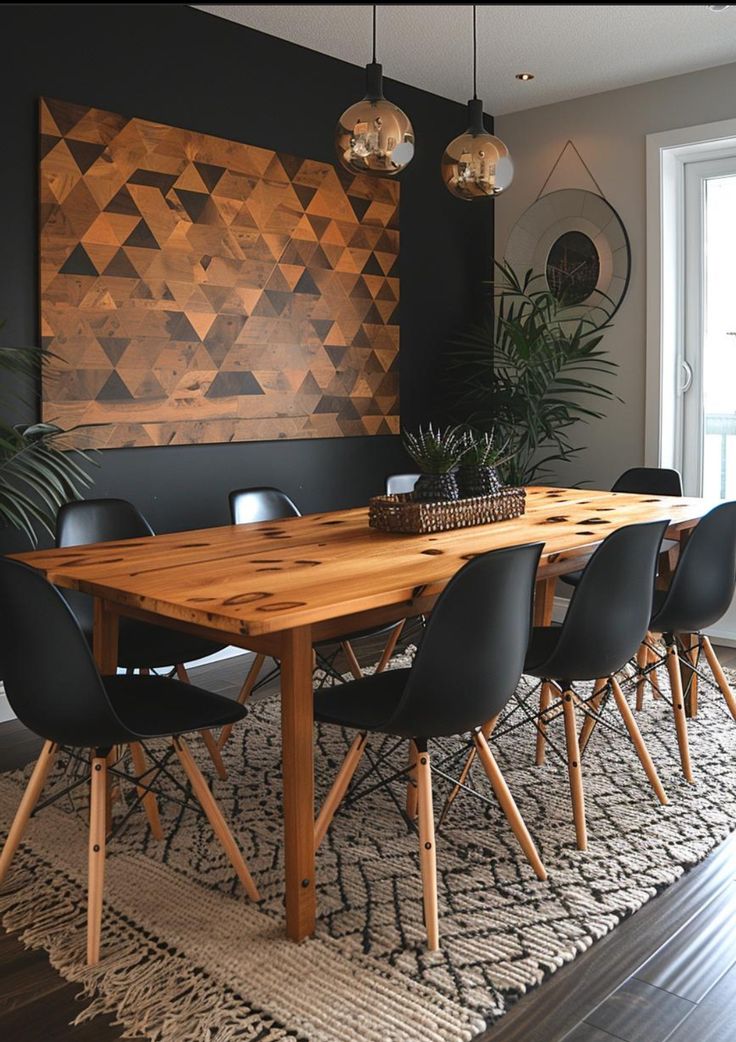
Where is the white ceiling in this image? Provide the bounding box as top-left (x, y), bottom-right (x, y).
top-left (198, 5), bottom-right (736, 115)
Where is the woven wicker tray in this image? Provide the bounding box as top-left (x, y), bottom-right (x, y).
top-left (369, 486), bottom-right (526, 535)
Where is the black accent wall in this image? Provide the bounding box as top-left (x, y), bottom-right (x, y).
top-left (0, 4), bottom-right (493, 534)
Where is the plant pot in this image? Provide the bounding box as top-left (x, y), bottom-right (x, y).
top-left (413, 472), bottom-right (460, 503)
top-left (458, 465), bottom-right (504, 499)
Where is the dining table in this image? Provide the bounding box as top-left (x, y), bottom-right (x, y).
top-left (11, 484), bottom-right (716, 942)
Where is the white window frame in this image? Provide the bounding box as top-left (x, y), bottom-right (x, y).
top-left (645, 118), bottom-right (736, 479)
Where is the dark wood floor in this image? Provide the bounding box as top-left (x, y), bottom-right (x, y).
top-left (1, 639), bottom-right (736, 1042)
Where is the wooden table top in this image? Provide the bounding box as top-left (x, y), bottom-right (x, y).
top-left (12, 486), bottom-right (714, 638)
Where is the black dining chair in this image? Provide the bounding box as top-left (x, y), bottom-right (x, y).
top-left (560, 467), bottom-right (683, 591)
top-left (311, 542), bottom-right (547, 951)
top-left (0, 558), bottom-right (259, 966)
top-left (558, 468), bottom-right (683, 711)
top-left (56, 499), bottom-right (229, 779)
top-left (635, 501), bottom-right (736, 783)
top-left (385, 473), bottom-right (420, 496)
top-left (523, 520), bottom-right (671, 850)
top-left (219, 487), bottom-right (407, 751)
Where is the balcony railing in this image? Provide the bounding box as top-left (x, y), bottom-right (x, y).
top-left (705, 412), bottom-right (736, 499)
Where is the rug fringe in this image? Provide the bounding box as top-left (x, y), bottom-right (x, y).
top-left (0, 860), bottom-right (297, 1041)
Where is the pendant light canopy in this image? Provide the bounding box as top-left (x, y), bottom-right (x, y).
top-left (335, 6), bottom-right (415, 177)
top-left (442, 6), bottom-right (513, 200)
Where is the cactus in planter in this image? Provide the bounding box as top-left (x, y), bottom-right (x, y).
top-left (402, 424), bottom-right (467, 502)
top-left (458, 429), bottom-right (515, 498)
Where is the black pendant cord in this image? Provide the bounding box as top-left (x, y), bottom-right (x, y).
top-left (372, 4), bottom-right (377, 63)
top-left (472, 4), bottom-right (478, 101)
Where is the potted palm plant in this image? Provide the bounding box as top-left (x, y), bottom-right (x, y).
top-left (402, 424), bottom-right (466, 502)
top-left (444, 260), bottom-right (620, 486)
top-left (0, 335), bottom-right (96, 548)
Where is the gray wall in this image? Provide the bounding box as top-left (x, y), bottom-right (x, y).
top-left (495, 61), bottom-right (736, 489)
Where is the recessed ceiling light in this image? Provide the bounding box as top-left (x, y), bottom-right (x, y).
top-left (516, 72), bottom-right (535, 81)
top-left (708, 4), bottom-right (731, 10)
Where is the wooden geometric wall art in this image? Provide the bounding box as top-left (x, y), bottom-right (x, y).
top-left (39, 98), bottom-right (400, 447)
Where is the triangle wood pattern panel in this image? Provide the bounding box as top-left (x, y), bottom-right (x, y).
top-left (39, 98), bottom-right (400, 447)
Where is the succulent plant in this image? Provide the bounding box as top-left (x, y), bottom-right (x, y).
top-left (460, 428), bottom-right (515, 469)
top-left (402, 424), bottom-right (467, 475)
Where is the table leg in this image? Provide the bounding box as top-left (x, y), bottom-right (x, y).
top-left (534, 577), bottom-right (557, 627)
top-left (280, 626), bottom-right (316, 941)
top-left (93, 598), bottom-right (119, 674)
top-left (93, 600), bottom-right (119, 831)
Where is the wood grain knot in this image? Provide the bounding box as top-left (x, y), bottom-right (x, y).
top-left (222, 591), bottom-right (271, 606)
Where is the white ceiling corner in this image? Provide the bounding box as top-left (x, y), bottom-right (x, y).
top-left (197, 5), bottom-right (736, 115)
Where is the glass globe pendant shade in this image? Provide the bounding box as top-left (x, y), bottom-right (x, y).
top-left (442, 99), bottom-right (514, 200)
top-left (336, 62), bottom-right (415, 176)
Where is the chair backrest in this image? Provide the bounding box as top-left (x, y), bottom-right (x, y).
top-left (0, 559), bottom-right (125, 748)
top-left (611, 467), bottom-right (683, 497)
top-left (228, 486), bottom-right (301, 525)
top-left (57, 497), bottom-right (154, 547)
top-left (540, 519), bottom-right (669, 682)
top-left (386, 473), bottom-right (420, 496)
top-left (385, 542), bottom-right (543, 739)
top-left (650, 500), bottom-right (736, 634)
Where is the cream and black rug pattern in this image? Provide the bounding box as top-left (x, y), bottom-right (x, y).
top-left (1, 651), bottom-right (736, 1042)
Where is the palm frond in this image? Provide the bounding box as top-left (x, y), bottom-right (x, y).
top-left (441, 258), bottom-right (620, 485)
top-left (0, 336), bottom-right (99, 545)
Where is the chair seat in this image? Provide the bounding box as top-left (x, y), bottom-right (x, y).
top-left (103, 674), bottom-right (245, 741)
top-left (64, 589), bottom-right (223, 668)
top-left (314, 668), bottom-right (412, 734)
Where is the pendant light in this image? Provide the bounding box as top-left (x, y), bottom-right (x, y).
top-left (442, 5), bottom-right (513, 200)
top-left (335, 5), bottom-right (415, 176)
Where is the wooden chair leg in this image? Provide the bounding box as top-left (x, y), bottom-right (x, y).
top-left (415, 746), bottom-right (439, 951)
top-left (609, 677), bottom-right (668, 804)
top-left (406, 739), bottom-right (418, 820)
top-left (702, 636), bottom-right (736, 720)
top-left (174, 662), bottom-right (228, 780)
top-left (172, 736), bottom-right (260, 901)
top-left (636, 642), bottom-right (648, 711)
top-left (579, 679), bottom-right (607, 755)
top-left (562, 689), bottom-right (587, 850)
top-left (198, 729), bottom-right (228, 781)
top-left (314, 732), bottom-right (367, 850)
top-left (438, 716), bottom-right (499, 826)
top-left (341, 641), bottom-right (363, 681)
top-left (473, 730), bottom-right (547, 880)
top-left (214, 654), bottom-right (266, 754)
top-left (665, 643), bottom-right (694, 782)
top-left (218, 652), bottom-right (267, 751)
top-left (0, 740), bottom-right (58, 887)
top-left (648, 642), bottom-right (663, 699)
top-left (681, 635), bottom-right (700, 717)
top-left (129, 742), bottom-right (164, 840)
top-left (535, 682), bottom-right (552, 766)
top-left (375, 621), bottom-right (405, 674)
top-left (88, 754), bottom-right (108, 965)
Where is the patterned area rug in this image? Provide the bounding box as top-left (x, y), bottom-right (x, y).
top-left (2, 651), bottom-right (736, 1042)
